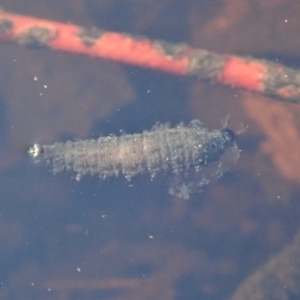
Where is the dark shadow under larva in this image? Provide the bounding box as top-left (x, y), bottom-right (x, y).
top-left (28, 120), bottom-right (240, 199)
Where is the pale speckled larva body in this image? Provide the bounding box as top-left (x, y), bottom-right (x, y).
top-left (28, 120), bottom-right (240, 199)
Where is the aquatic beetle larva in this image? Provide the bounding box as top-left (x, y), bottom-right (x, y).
top-left (28, 120), bottom-right (240, 199)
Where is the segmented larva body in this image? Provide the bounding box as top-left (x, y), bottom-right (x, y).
top-left (28, 120), bottom-right (240, 199)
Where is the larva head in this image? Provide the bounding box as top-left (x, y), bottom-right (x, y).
top-left (220, 127), bottom-right (237, 146)
top-left (201, 128), bottom-right (237, 165)
top-left (27, 144), bottom-right (43, 157)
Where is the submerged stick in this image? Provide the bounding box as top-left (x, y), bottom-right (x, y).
top-left (0, 8), bottom-right (299, 103)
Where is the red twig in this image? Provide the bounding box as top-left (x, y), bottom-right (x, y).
top-left (0, 8), bottom-right (299, 104)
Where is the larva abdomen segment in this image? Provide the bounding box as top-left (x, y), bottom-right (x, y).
top-left (43, 123), bottom-right (209, 179)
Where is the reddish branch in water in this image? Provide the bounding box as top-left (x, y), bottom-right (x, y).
top-left (0, 8), bottom-right (299, 103)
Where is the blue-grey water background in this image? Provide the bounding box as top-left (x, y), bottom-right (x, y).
top-left (1, 1), bottom-right (300, 299)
